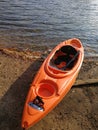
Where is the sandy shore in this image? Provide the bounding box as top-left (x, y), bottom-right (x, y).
top-left (0, 48), bottom-right (98, 130)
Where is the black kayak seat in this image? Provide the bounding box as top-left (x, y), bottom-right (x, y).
top-left (51, 45), bottom-right (79, 70)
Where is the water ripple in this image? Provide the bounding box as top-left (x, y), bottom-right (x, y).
top-left (0, 0), bottom-right (98, 55)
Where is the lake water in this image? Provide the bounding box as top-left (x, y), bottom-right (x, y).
top-left (0, 0), bottom-right (98, 56)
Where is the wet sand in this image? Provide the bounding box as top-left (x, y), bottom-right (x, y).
top-left (0, 48), bottom-right (98, 130)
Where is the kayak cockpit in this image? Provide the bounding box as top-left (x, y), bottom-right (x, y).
top-left (50, 45), bottom-right (79, 71)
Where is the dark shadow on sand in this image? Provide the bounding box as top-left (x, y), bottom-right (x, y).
top-left (0, 59), bottom-right (43, 130)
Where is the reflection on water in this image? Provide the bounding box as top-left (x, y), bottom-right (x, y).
top-left (0, 0), bottom-right (98, 55)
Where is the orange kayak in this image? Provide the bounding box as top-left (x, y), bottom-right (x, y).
top-left (21, 38), bottom-right (84, 129)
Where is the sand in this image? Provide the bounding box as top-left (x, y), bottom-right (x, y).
top-left (0, 48), bottom-right (98, 130)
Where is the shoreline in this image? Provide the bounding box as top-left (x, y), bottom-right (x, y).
top-left (0, 45), bottom-right (98, 60)
top-left (0, 41), bottom-right (98, 57)
top-left (0, 47), bottom-right (98, 130)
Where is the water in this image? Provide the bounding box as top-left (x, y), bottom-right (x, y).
top-left (0, 0), bottom-right (98, 56)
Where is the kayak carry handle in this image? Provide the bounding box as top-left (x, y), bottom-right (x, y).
top-left (28, 96), bottom-right (44, 111)
top-left (62, 50), bottom-right (80, 70)
top-left (29, 102), bottom-right (44, 111)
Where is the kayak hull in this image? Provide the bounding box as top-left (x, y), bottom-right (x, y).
top-left (21, 38), bottom-right (84, 129)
